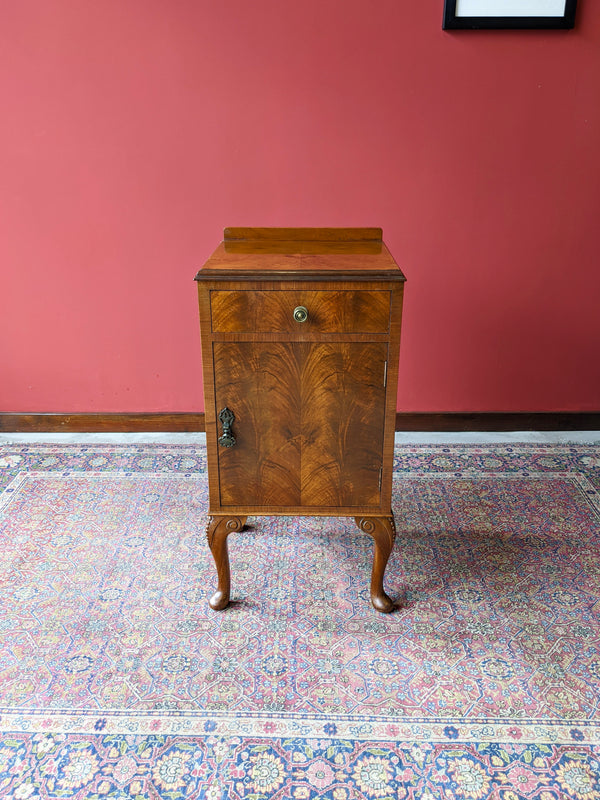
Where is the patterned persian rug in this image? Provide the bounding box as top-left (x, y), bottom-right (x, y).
top-left (1, 442), bottom-right (600, 799)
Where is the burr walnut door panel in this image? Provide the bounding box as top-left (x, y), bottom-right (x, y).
top-left (213, 342), bottom-right (302, 507)
top-left (300, 342), bottom-right (387, 507)
top-left (213, 341), bottom-right (387, 509)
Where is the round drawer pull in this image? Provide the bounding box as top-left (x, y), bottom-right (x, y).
top-left (293, 306), bottom-right (308, 323)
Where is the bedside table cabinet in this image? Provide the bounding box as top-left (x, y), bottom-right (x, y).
top-left (195, 227), bottom-right (406, 612)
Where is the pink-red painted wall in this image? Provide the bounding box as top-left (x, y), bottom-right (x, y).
top-left (2, 1), bottom-right (599, 413)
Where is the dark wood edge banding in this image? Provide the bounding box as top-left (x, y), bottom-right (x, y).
top-left (194, 271), bottom-right (406, 282)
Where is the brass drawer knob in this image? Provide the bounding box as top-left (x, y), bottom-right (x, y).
top-left (293, 306), bottom-right (308, 323)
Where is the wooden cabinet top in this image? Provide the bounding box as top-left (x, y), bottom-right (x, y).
top-left (195, 227), bottom-right (406, 282)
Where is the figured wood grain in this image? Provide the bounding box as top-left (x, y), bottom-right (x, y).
top-left (301, 343), bottom-right (387, 507)
top-left (212, 340), bottom-right (388, 509)
top-left (213, 342), bottom-right (302, 507)
top-left (210, 290), bottom-right (391, 334)
top-left (200, 276), bottom-right (404, 517)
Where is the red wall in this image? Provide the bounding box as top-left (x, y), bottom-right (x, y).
top-left (2, 1), bottom-right (599, 413)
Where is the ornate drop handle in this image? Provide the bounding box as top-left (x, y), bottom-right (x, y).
top-left (218, 407), bottom-right (236, 448)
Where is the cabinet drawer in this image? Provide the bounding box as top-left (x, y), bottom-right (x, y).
top-left (210, 290), bottom-right (391, 333)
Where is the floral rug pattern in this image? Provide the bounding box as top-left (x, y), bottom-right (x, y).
top-left (1, 442), bottom-right (599, 798)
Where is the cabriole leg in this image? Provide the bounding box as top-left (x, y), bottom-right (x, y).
top-left (354, 515), bottom-right (397, 613)
top-left (205, 515), bottom-right (247, 610)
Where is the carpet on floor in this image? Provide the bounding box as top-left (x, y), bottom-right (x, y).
top-left (0, 442), bottom-right (599, 799)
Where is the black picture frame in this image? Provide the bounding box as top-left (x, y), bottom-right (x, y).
top-left (443, 0), bottom-right (577, 29)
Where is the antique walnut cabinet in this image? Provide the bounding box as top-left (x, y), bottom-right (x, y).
top-left (195, 227), bottom-right (406, 612)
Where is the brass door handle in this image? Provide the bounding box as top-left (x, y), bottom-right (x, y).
top-left (218, 407), bottom-right (236, 447)
top-left (293, 306), bottom-right (308, 323)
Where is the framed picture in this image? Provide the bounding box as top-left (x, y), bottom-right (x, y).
top-left (443, 0), bottom-right (577, 29)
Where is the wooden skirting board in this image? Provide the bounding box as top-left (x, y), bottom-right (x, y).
top-left (1, 412), bottom-right (599, 433)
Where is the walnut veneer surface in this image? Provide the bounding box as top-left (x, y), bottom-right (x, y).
top-left (195, 227), bottom-right (406, 612)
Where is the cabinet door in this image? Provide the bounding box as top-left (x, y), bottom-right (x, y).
top-left (300, 342), bottom-right (387, 507)
top-left (213, 342), bottom-right (387, 510)
top-left (213, 342), bottom-right (302, 507)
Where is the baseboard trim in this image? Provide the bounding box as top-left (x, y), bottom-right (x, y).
top-left (1, 412), bottom-right (599, 434)
top-left (395, 412), bottom-right (600, 432)
top-left (0, 413), bottom-right (206, 433)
